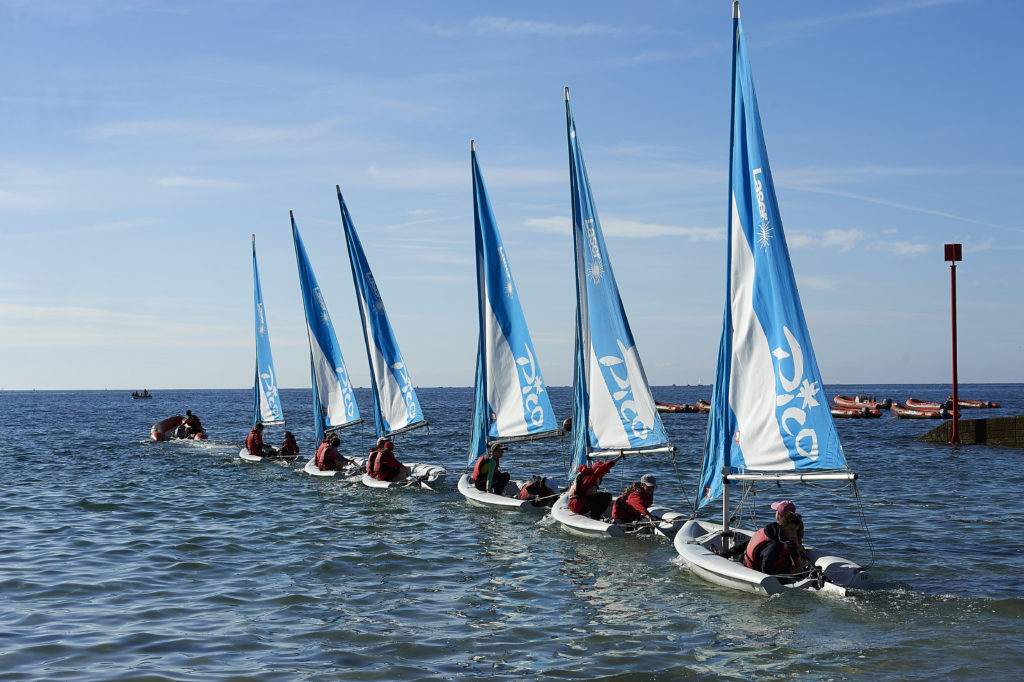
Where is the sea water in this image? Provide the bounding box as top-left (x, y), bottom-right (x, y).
top-left (1, 384), bottom-right (1022, 680)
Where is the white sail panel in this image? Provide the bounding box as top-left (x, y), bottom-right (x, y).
top-left (358, 292), bottom-right (414, 433)
top-left (484, 298), bottom-right (529, 438)
top-left (727, 195), bottom-right (792, 470)
top-left (307, 321), bottom-right (357, 431)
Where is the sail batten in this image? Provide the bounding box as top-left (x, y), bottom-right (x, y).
top-left (251, 236), bottom-right (285, 427)
top-left (468, 146), bottom-right (558, 466)
top-left (565, 92), bottom-right (670, 475)
top-left (697, 9), bottom-right (848, 510)
top-left (337, 188), bottom-right (426, 440)
top-left (290, 213), bottom-right (361, 444)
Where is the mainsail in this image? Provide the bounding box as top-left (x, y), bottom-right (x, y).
top-left (565, 88), bottom-right (671, 474)
top-left (251, 234), bottom-right (285, 427)
top-left (290, 212), bottom-right (361, 443)
top-left (468, 142), bottom-right (560, 467)
top-left (336, 186), bottom-right (426, 439)
top-left (697, 3), bottom-right (848, 509)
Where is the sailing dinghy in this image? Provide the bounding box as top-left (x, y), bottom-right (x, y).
top-left (240, 235), bottom-right (289, 463)
top-left (457, 142), bottom-right (564, 510)
top-left (674, 3), bottom-right (871, 596)
top-left (550, 89), bottom-right (686, 539)
top-left (290, 212), bottom-right (366, 479)
top-left (335, 187), bottom-right (445, 489)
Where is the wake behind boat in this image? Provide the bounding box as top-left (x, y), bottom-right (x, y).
top-left (552, 88), bottom-right (686, 540)
top-left (674, 3), bottom-right (871, 596)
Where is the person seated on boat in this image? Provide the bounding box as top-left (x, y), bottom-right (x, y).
top-left (770, 500), bottom-right (804, 546)
top-left (611, 474), bottom-right (657, 525)
top-left (315, 434), bottom-right (351, 471)
top-left (182, 410), bottom-right (204, 437)
top-left (472, 442), bottom-right (511, 495)
top-left (273, 430), bottom-right (299, 459)
top-left (367, 440), bottom-right (406, 482)
top-left (519, 475), bottom-right (557, 507)
top-left (567, 452), bottom-right (624, 520)
top-left (246, 422), bottom-right (278, 457)
top-left (743, 510), bottom-right (808, 576)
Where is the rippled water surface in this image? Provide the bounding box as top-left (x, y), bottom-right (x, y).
top-left (2, 384), bottom-right (1022, 680)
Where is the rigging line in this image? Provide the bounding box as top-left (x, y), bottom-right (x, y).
top-left (670, 448), bottom-right (697, 516)
top-left (852, 482), bottom-right (876, 570)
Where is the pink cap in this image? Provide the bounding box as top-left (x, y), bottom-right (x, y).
top-left (771, 500), bottom-right (796, 513)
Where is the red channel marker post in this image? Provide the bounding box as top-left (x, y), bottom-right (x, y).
top-left (944, 243), bottom-right (962, 445)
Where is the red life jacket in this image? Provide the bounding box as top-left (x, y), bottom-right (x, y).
top-left (367, 449), bottom-right (382, 477)
top-left (743, 527), bottom-right (793, 573)
top-left (472, 455), bottom-right (493, 483)
top-left (280, 435), bottom-right (298, 456)
top-left (612, 485), bottom-right (652, 521)
top-left (315, 441), bottom-right (330, 469)
top-left (519, 479), bottom-right (552, 500)
top-left (245, 429), bottom-right (263, 455)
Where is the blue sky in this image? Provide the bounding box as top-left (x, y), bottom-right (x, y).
top-left (1, 0), bottom-right (1021, 390)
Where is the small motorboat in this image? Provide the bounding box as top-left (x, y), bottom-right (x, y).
top-left (655, 401), bottom-right (699, 414)
top-left (948, 397), bottom-right (1000, 409)
top-left (150, 416), bottom-right (207, 440)
top-left (830, 406), bottom-right (882, 419)
top-left (906, 397), bottom-right (952, 410)
top-left (891, 403), bottom-right (954, 419)
top-left (695, 400), bottom-right (711, 413)
top-left (833, 394), bottom-right (891, 410)
top-left (132, 390), bottom-right (152, 399)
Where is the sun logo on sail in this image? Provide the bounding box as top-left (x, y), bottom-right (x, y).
top-left (498, 247), bottom-right (515, 299)
top-left (756, 220), bottom-right (773, 250)
top-left (257, 303), bottom-right (267, 336)
top-left (583, 218), bottom-right (605, 284)
top-left (314, 287), bottom-right (331, 325)
top-left (367, 272), bottom-right (387, 313)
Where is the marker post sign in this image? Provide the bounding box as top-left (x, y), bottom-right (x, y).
top-left (945, 243), bottom-right (962, 445)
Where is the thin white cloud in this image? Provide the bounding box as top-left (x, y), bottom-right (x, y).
top-left (0, 303), bottom-right (246, 348)
top-left (81, 118), bottom-right (344, 144)
top-left (422, 16), bottom-right (632, 38)
top-left (872, 240), bottom-right (932, 256)
top-left (796, 275), bottom-right (835, 291)
top-left (408, 208), bottom-right (437, 216)
top-left (155, 176), bottom-right (246, 189)
top-left (966, 239), bottom-right (993, 253)
top-left (524, 215), bottom-right (721, 241)
top-left (778, 0), bottom-right (963, 33)
top-left (821, 228), bottom-right (866, 251)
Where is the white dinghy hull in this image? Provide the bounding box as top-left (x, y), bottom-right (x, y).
top-left (551, 493), bottom-right (687, 539)
top-left (239, 448), bottom-right (263, 463)
top-left (361, 462), bottom-right (447, 489)
top-left (674, 519), bottom-right (870, 596)
top-left (457, 473), bottom-right (543, 511)
top-left (302, 456), bottom-right (365, 479)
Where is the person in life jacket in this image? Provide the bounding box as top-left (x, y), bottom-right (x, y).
top-left (567, 452), bottom-right (624, 519)
top-left (743, 510), bottom-right (807, 575)
top-left (473, 442), bottom-right (511, 494)
top-left (367, 439), bottom-right (405, 482)
top-left (278, 431), bottom-right (299, 459)
top-left (611, 474), bottom-right (657, 524)
top-left (770, 499), bottom-right (804, 546)
top-left (315, 434), bottom-right (350, 471)
top-left (182, 410), bottom-right (204, 438)
top-left (519, 475), bottom-right (557, 507)
top-left (246, 422), bottom-right (277, 457)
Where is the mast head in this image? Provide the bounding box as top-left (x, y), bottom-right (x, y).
top-left (335, 184), bottom-right (341, 194)
top-left (251, 233), bottom-right (255, 244)
top-left (564, 86), bottom-right (570, 101)
top-left (733, 1), bottom-right (740, 18)
top-left (289, 210), bottom-right (294, 219)
top-left (470, 139), bottom-right (475, 152)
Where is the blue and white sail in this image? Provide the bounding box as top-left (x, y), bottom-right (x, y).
top-left (290, 212), bottom-right (361, 442)
top-left (468, 142), bottom-right (560, 466)
top-left (697, 4), bottom-right (847, 509)
top-left (565, 88), bottom-right (670, 474)
top-left (336, 187), bottom-right (426, 439)
top-left (251, 235), bottom-right (285, 427)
